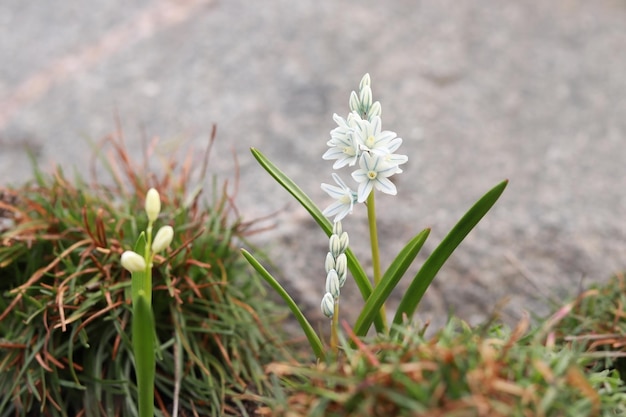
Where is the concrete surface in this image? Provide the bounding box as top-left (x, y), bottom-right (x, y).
top-left (2, 0), bottom-right (626, 328)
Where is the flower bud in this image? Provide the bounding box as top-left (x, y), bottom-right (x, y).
top-left (145, 188), bottom-right (161, 222)
top-left (338, 232), bottom-right (349, 254)
top-left (151, 225), bottom-right (174, 253)
top-left (332, 221), bottom-right (343, 236)
top-left (369, 101), bottom-right (382, 119)
top-left (359, 73), bottom-right (371, 90)
top-left (325, 252), bottom-right (335, 274)
top-left (329, 234), bottom-right (341, 257)
top-left (121, 250), bottom-right (146, 273)
top-left (321, 292), bottom-right (335, 318)
top-left (325, 269), bottom-right (340, 299)
top-left (349, 91), bottom-right (360, 113)
top-left (334, 253), bottom-right (347, 287)
top-left (359, 85), bottom-right (372, 112)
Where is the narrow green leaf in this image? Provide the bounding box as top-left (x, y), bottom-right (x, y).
top-left (132, 291), bottom-right (155, 417)
top-left (392, 180), bottom-right (508, 333)
top-left (353, 228), bottom-right (430, 337)
top-left (130, 233), bottom-right (147, 305)
top-left (251, 148), bottom-right (385, 332)
top-left (241, 248), bottom-right (326, 360)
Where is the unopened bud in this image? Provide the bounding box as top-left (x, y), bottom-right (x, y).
top-left (325, 269), bottom-right (340, 299)
top-left (335, 253), bottom-right (347, 287)
top-left (121, 251), bottom-right (146, 273)
top-left (145, 188), bottom-right (161, 222)
top-left (321, 292), bottom-right (335, 318)
top-left (325, 252), bottom-right (335, 274)
top-left (151, 225), bottom-right (174, 253)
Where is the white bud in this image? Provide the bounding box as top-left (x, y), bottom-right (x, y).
top-left (145, 188), bottom-right (161, 222)
top-left (359, 85), bottom-right (372, 112)
top-left (335, 253), bottom-right (347, 287)
top-left (339, 232), bottom-right (349, 254)
top-left (369, 101), bottom-right (382, 120)
top-left (329, 234), bottom-right (341, 257)
top-left (349, 91), bottom-right (360, 113)
top-left (359, 73), bottom-right (371, 90)
top-left (332, 221), bottom-right (343, 236)
top-left (325, 269), bottom-right (340, 299)
top-left (151, 225), bottom-right (174, 253)
top-left (121, 251), bottom-right (146, 273)
top-left (325, 252), bottom-right (335, 274)
top-left (321, 292), bottom-right (335, 318)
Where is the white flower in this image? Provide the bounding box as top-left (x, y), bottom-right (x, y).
top-left (325, 269), bottom-right (340, 299)
top-left (323, 113), bottom-right (362, 169)
top-left (145, 188), bottom-right (161, 222)
top-left (151, 225), bottom-right (174, 253)
top-left (351, 152), bottom-right (399, 202)
top-left (321, 292), bottom-right (335, 318)
top-left (121, 250), bottom-right (146, 273)
top-left (354, 116), bottom-right (399, 156)
top-left (321, 173), bottom-right (357, 222)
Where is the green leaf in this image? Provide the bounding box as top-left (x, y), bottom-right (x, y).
top-left (391, 180), bottom-right (508, 333)
top-left (353, 228), bottom-right (430, 337)
top-left (250, 148), bottom-right (385, 332)
top-left (241, 248), bottom-right (326, 360)
top-left (132, 291), bottom-right (155, 417)
top-left (130, 232), bottom-right (147, 306)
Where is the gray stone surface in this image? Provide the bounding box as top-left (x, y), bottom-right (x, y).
top-left (2, 0), bottom-right (626, 329)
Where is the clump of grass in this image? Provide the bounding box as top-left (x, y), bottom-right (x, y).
top-left (0, 131), bottom-right (285, 416)
top-left (262, 315), bottom-right (626, 417)
top-left (543, 273), bottom-right (626, 382)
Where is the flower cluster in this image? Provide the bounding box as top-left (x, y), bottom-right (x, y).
top-left (321, 74), bottom-right (408, 221)
top-left (121, 188), bottom-right (174, 273)
top-left (320, 221), bottom-right (349, 318)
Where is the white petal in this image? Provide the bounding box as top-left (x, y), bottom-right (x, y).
top-left (321, 183), bottom-right (345, 199)
top-left (357, 181), bottom-right (374, 203)
top-left (374, 177), bottom-right (397, 195)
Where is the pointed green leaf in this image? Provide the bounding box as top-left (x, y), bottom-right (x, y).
top-left (130, 233), bottom-right (147, 306)
top-left (392, 180), bottom-right (508, 333)
top-left (241, 248), bottom-right (326, 360)
top-left (353, 228), bottom-right (430, 337)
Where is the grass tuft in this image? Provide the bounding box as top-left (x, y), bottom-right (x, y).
top-left (0, 131), bottom-right (286, 416)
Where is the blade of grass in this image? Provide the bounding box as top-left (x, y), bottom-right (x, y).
top-left (250, 147), bottom-right (385, 332)
top-left (241, 248), bottom-right (325, 360)
top-left (353, 228), bottom-right (430, 337)
top-left (391, 180), bottom-right (508, 334)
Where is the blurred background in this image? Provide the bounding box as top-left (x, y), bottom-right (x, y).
top-left (2, 0), bottom-right (626, 327)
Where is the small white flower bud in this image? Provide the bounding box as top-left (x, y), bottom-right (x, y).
top-left (369, 101), bottom-right (382, 119)
top-left (339, 232), bottom-right (349, 254)
top-left (359, 86), bottom-right (372, 112)
top-left (121, 250), bottom-right (146, 273)
top-left (359, 73), bottom-right (371, 90)
top-left (332, 221), bottom-right (343, 236)
top-left (335, 253), bottom-right (347, 287)
top-left (325, 269), bottom-right (340, 299)
top-left (151, 225), bottom-right (174, 253)
top-left (145, 188), bottom-right (161, 222)
top-left (325, 252), bottom-right (335, 274)
top-left (321, 292), bottom-right (335, 318)
top-left (329, 234), bottom-right (341, 257)
top-left (349, 91), bottom-right (360, 113)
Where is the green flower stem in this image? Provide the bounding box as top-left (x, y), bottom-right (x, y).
top-left (366, 191), bottom-right (387, 329)
top-left (331, 301), bottom-right (339, 356)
